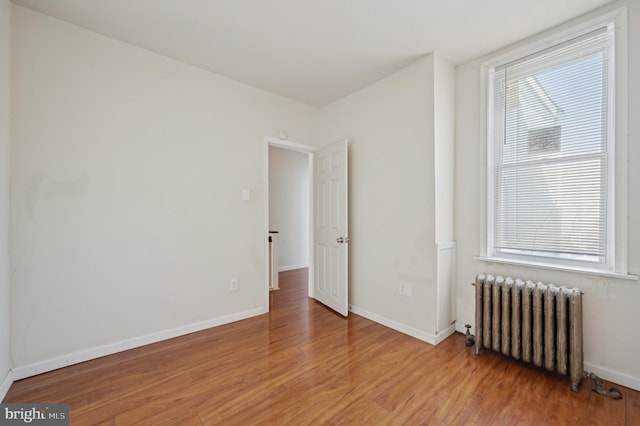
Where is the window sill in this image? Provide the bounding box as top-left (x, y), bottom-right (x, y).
top-left (474, 256), bottom-right (638, 282)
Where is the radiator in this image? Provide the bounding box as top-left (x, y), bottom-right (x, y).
top-left (473, 273), bottom-right (584, 392)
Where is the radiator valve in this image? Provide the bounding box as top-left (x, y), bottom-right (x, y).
top-left (585, 372), bottom-right (622, 400)
top-left (464, 324), bottom-right (475, 346)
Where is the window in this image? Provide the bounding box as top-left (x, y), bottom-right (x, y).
top-left (484, 12), bottom-right (627, 274)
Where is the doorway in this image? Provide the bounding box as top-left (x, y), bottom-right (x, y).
top-left (263, 137), bottom-right (316, 311)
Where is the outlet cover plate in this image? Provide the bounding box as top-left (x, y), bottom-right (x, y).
top-left (399, 281), bottom-right (412, 297)
top-left (230, 278), bottom-right (239, 291)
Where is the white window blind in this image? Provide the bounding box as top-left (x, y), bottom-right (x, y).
top-left (489, 23), bottom-right (614, 267)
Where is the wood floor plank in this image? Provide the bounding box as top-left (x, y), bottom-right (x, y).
top-left (628, 384), bottom-right (640, 422)
top-left (115, 378), bottom-right (247, 426)
top-left (584, 377), bottom-right (627, 426)
top-left (3, 267), bottom-right (637, 425)
top-left (328, 399), bottom-right (390, 426)
top-left (373, 337), bottom-right (461, 412)
top-left (381, 351), bottom-right (483, 424)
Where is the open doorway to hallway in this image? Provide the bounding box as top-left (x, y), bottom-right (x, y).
top-left (264, 137), bottom-right (315, 311)
top-left (268, 146), bottom-right (310, 273)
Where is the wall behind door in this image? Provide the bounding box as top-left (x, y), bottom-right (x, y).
top-left (269, 147), bottom-right (309, 271)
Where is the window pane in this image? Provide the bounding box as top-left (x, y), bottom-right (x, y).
top-left (496, 157), bottom-right (607, 261)
top-left (490, 25), bottom-right (612, 267)
top-left (501, 52), bottom-right (607, 165)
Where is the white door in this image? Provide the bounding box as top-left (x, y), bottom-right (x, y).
top-left (314, 139), bottom-right (349, 316)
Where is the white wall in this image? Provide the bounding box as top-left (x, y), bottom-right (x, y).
top-left (268, 146), bottom-right (309, 271)
top-left (0, 0), bottom-right (12, 397)
top-left (10, 6), bottom-right (316, 371)
top-left (316, 55), bottom-right (442, 339)
top-left (433, 55), bottom-right (455, 245)
top-left (455, 0), bottom-right (640, 390)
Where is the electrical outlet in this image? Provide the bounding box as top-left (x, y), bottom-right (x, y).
top-left (229, 278), bottom-right (239, 292)
top-left (399, 281), bottom-right (412, 297)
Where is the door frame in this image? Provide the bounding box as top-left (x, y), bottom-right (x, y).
top-left (263, 136), bottom-right (317, 312)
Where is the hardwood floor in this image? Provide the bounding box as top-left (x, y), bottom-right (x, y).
top-left (4, 268), bottom-right (639, 425)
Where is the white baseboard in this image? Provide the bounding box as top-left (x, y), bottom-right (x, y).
top-left (349, 305), bottom-right (443, 346)
top-left (584, 361), bottom-right (640, 392)
top-left (278, 263), bottom-right (309, 272)
top-left (434, 323), bottom-right (457, 344)
top-left (11, 307), bottom-right (266, 381)
top-left (1, 369), bottom-right (13, 401)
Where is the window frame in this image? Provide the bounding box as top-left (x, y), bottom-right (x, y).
top-left (478, 7), bottom-right (632, 279)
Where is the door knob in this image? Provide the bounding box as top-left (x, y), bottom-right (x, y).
top-left (337, 237), bottom-right (350, 244)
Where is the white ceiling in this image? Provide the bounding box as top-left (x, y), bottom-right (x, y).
top-left (12, 0), bottom-right (613, 107)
